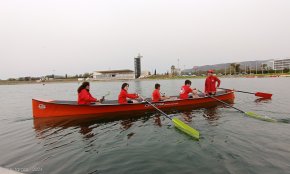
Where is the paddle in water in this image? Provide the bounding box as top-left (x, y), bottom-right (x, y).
top-left (218, 87), bottom-right (272, 99)
top-left (198, 90), bottom-right (277, 122)
top-left (140, 96), bottom-right (199, 140)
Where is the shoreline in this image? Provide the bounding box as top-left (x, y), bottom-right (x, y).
top-left (0, 74), bottom-right (289, 85)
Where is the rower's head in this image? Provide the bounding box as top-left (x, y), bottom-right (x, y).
top-left (155, 83), bottom-right (160, 90)
top-left (185, 80), bottom-right (191, 86)
top-left (207, 70), bottom-right (214, 76)
top-left (121, 83), bottom-right (129, 91)
top-left (78, 81), bottom-right (90, 93)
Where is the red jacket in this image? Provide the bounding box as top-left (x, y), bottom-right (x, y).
top-left (180, 85), bottom-right (193, 99)
top-left (118, 89), bottom-right (138, 104)
top-left (78, 89), bottom-right (97, 105)
top-left (152, 89), bottom-right (161, 102)
top-left (205, 75), bottom-right (221, 93)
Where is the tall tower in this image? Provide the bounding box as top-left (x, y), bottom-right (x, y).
top-left (134, 53), bottom-right (142, 79)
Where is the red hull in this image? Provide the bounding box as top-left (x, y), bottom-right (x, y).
top-left (32, 91), bottom-right (235, 118)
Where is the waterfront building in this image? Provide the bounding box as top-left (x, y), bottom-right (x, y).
top-left (92, 69), bottom-right (135, 80)
top-left (93, 54), bottom-right (143, 80)
top-left (263, 60), bottom-right (274, 70)
top-left (273, 58), bottom-right (290, 70)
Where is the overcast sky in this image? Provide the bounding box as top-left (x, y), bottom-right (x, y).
top-left (0, 0), bottom-right (289, 79)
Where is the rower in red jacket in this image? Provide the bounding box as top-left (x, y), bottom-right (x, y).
top-left (118, 83), bottom-right (139, 104)
top-left (78, 82), bottom-right (103, 105)
top-left (180, 80), bottom-right (199, 99)
top-left (152, 83), bottom-right (170, 102)
top-left (205, 70), bottom-right (221, 95)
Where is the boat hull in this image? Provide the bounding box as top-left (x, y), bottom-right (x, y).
top-left (32, 91), bottom-right (235, 118)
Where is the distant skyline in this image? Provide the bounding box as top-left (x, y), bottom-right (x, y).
top-left (1, 0), bottom-right (290, 79)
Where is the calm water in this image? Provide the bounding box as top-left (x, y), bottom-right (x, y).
top-left (0, 78), bottom-right (290, 174)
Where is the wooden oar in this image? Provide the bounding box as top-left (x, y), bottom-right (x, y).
top-left (198, 90), bottom-right (277, 122)
top-left (140, 96), bottom-right (200, 140)
top-left (218, 87), bottom-right (272, 99)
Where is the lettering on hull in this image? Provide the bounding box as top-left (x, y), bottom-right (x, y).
top-left (38, 104), bottom-right (46, 110)
top-left (144, 102), bottom-right (179, 108)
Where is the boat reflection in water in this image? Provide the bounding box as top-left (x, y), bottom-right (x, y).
top-left (181, 112), bottom-right (193, 122)
top-left (153, 116), bottom-right (162, 127)
top-left (33, 109), bottom-right (197, 140)
top-left (255, 97), bottom-right (272, 103)
top-left (33, 113), bottom-right (150, 140)
top-left (202, 106), bottom-right (220, 121)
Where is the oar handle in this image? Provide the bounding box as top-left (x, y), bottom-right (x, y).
top-left (198, 90), bottom-right (245, 113)
top-left (139, 96), bottom-right (172, 120)
top-left (218, 88), bottom-right (255, 94)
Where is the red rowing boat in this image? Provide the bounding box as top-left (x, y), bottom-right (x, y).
top-left (32, 90), bottom-right (235, 118)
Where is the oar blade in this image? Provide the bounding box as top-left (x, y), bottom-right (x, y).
top-left (255, 92), bottom-right (272, 99)
top-left (172, 117), bottom-right (200, 140)
top-left (245, 112), bottom-right (277, 122)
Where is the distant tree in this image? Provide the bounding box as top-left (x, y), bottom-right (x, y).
top-left (65, 74), bottom-right (68, 79)
top-left (83, 73), bottom-right (90, 78)
top-left (262, 64), bottom-right (267, 69)
top-left (261, 64), bottom-right (268, 74)
top-left (31, 77), bottom-right (40, 80)
top-left (154, 69), bottom-right (157, 75)
top-left (8, 78), bottom-right (16, 81)
top-left (171, 65), bottom-right (177, 76)
top-left (24, 77), bottom-right (31, 81)
top-left (229, 63), bottom-right (240, 74)
top-left (229, 64), bottom-right (235, 75)
top-left (235, 64), bottom-right (240, 74)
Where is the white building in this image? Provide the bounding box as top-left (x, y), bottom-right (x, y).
top-left (92, 69), bottom-right (135, 80)
top-left (274, 58), bottom-right (290, 70)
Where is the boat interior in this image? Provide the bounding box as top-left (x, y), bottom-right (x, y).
top-left (49, 90), bottom-right (229, 105)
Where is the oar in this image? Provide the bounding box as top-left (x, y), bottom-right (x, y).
top-left (103, 91), bottom-right (110, 98)
top-left (140, 96), bottom-right (200, 140)
top-left (99, 91), bottom-right (110, 103)
top-left (197, 90), bottom-right (277, 122)
top-left (218, 87), bottom-right (272, 99)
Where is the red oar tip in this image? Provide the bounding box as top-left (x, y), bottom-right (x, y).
top-left (255, 92), bottom-right (272, 99)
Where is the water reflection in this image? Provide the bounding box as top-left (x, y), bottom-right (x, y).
top-left (134, 80), bottom-right (143, 94)
top-left (202, 106), bottom-right (220, 121)
top-left (255, 98), bottom-right (272, 103)
top-left (153, 115), bottom-right (162, 127)
top-left (120, 119), bottom-right (133, 130)
top-left (127, 132), bottom-right (135, 139)
top-left (79, 126), bottom-right (94, 139)
top-left (33, 113), bottom-right (150, 141)
top-left (33, 116), bottom-right (101, 139)
top-left (181, 112), bottom-right (193, 122)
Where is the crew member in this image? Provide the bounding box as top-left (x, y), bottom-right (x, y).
top-left (205, 70), bottom-right (221, 95)
top-left (78, 82), bottom-right (103, 104)
top-left (118, 83), bottom-right (139, 104)
top-left (180, 80), bottom-right (199, 99)
top-left (152, 83), bottom-right (170, 102)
